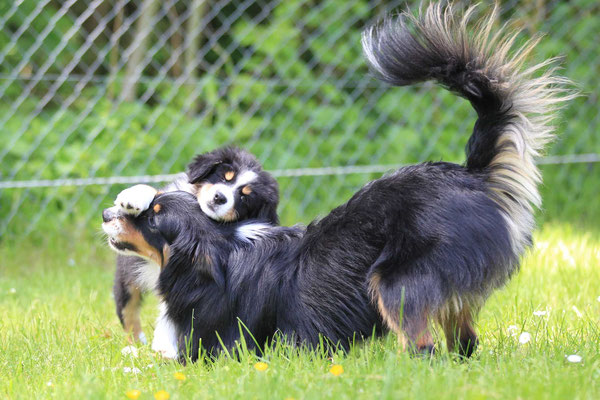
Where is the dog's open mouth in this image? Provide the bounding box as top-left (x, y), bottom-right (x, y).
top-left (108, 237), bottom-right (136, 252)
top-left (102, 212), bottom-right (140, 255)
top-left (108, 237), bottom-right (122, 249)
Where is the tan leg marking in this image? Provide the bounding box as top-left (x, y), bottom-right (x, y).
top-left (403, 313), bottom-right (434, 353)
top-left (122, 287), bottom-right (143, 343)
top-left (438, 304), bottom-right (478, 357)
top-left (369, 273), bottom-right (407, 351)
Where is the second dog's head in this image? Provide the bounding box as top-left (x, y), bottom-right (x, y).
top-left (187, 147), bottom-right (279, 224)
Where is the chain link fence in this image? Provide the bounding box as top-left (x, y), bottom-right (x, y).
top-left (0, 0), bottom-right (598, 239)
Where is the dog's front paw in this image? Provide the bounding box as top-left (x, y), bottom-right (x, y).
top-left (115, 185), bottom-right (157, 216)
top-left (154, 348), bottom-right (178, 360)
top-left (152, 314), bottom-right (179, 360)
top-left (152, 335), bottom-right (178, 360)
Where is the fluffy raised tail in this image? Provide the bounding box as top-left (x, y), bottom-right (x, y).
top-left (362, 2), bottom-right (572, 253)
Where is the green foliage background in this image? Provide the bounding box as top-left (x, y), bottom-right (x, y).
top-left (0, 0), bottom-right (598, 240)
top-left (0, 3), bottom-right (598, 397)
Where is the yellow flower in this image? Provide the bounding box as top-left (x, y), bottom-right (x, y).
top-left (174, 372), bottom-right (186, 381)
top-left (329, 364), bottom-right (344, 376)
top-left (154, 390), bottom-right (170, 400)
top-left (125, 389), bottom-right (141, 400)
top-left (254, 362), bottom-right (269, 371)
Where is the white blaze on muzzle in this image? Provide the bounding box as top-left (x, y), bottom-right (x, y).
top-left (199, 183), bottom-right (236, 220)
top-left (101, 206), bottom-right (125, 237)
top-left (198, 170), bottom-right (258, 221)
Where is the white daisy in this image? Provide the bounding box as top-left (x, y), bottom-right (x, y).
top-left (121, 345), bottom-right (139, 357)
top-left (566, 354), bottom-right (582, 363)
top-left (518, 332), bottom-right (531, 344)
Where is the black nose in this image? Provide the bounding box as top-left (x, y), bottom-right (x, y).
top-left (213, 192), bottom-right (227, 205)
top-left (102, 208), bottom-right (116, 223)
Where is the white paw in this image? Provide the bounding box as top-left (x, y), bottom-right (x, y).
top-left (138, 331), bottom-right (147, 345)
top-left (152, 306), bottom-right (179, 359)
top-left (115, 185), bottom-right (157, 216)
top-left (154, 348), bottom-right (178, 359)
top-left (152, 335), bottom-right (178, 359)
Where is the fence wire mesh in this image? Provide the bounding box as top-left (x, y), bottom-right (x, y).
top-left (0, 0), bottom-right (598, 238)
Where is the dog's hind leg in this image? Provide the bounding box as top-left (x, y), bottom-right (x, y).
top-left (368, 241), bottom-right (443, 354)
top-left (438, 304), bottom-right (479, 358)
top-left (116, 285), bottom-right (144, 344)
top-left (114, 273), bottom-right (145, 344)
top-left (370, 272), bottom-right (408, 350)
top-left (121, 287), bottom-right (144, 344)
top-left (403, 313), bottom-right (435, 356)
top-left (370, 271), bottom-right (436, 355)
top-left (114, 255), bottom-right (149, 343)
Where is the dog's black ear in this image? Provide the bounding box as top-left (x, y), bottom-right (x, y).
top-left (187, 153), bottom-right (222, 184)
top-left (258, 203), bottom-right (279, 225)
top-left (256, 171), bottom-right (279, 224)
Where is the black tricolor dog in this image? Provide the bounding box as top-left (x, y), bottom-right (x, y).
top-left (103, 4), bottom-right (571, 361)
top-left (111, 146), bottom-right (278, 357)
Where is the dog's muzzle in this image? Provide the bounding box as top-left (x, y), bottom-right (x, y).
top-left (102, 206), bottom-right (128, 240)
top-left (102, 207), bottom-right (119, 223)
top-left (212, 191), bottom-right (227, 206)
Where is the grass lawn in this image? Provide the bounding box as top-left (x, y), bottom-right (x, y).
top-left (0, 222), bottom-right (599, 399)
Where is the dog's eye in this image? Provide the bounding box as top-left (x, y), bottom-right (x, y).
top-left (240, 186), bottom-right (251, 201)
top-left (148, 216), bottom-right (157, 230)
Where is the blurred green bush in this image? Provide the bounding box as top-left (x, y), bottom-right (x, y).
top-left (0, 0), bottom-right (598, 239)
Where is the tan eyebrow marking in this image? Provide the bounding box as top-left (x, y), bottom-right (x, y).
top-left (225, 171), bottom-right (235, 181)
top-left (242, 185), bottom-right (252, 195)
top-left (153, 204), bottom-right (162, 213)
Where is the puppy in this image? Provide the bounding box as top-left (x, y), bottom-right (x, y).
top-left (103, 4), bottom-right (571, 360)
top-left (112, 146), bottom-right (278, 357)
